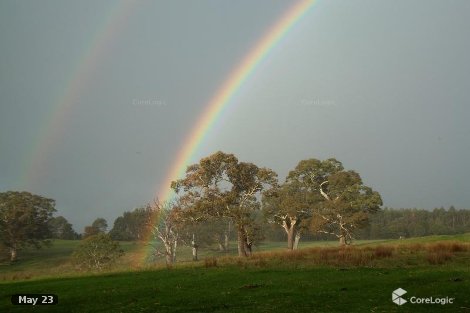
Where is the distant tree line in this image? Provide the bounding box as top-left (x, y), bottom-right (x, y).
top-left (109, 207), bottom-right (152, 241)
top-left (48, 216), bottom-right (80, 240)
top-left (355, 206), bottom-right (470, 240)
top-left (187, 207), bottom-right (470, 243)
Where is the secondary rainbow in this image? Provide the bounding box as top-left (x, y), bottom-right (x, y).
top-left (20, 0), bottom-right (138, 189)
top-left (137, 0), bottom-right (315, 264)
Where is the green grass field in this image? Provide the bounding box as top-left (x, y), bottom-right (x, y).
top-left (1, 235), bottom-right (469, 312)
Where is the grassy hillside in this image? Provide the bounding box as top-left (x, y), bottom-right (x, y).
top-left (0, 238), bottom-right (411, 281)
top-left (1, 235), bottom-right (469, 312)
top-left (2, 265), bottom-right (469, 313)
top-left (0, 239), bottom-right (353, 280)
top-left (0, 240), bottom-right (142, 280)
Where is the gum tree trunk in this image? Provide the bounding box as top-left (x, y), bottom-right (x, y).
top-left (172, 237), bottom-right (177, 263)
top-left (224, 220), bottom-right (231, 252)
top-left (191, 234), bottom-right (198, 261)
top-left (286, 227), bottom-right (295, 250)
top-left (244, 239), bottom-right (252, 257)
top-left (283, 218), bottom-right (297, 250)
top-left (165, 249), bottom-right (173, 265)
top-left (10, 247), bottom-right (17, 262)
top-left (237, 228), bottom-right (247, 257)
top-left (293, 232), bottom-right (301, 250)
top-left (224, 233), bottom-right (229, 251)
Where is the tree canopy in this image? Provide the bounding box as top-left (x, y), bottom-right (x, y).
top-left (172, 151), bottom-right (277, 256)
top-left (263, 158), bottom-right (382, 246)
top-left (72, 233), bottom-right (123, 271)
top-left (0, 191), bottom-right (56, 261)
top-left (91, 218), bottom-right (108, 233)
top-left (109, 207), bottom-right (153, 241)
top-left (286, 159), bottom-right (383, 244)
top-left (48, 216), bottom-right (79, 240)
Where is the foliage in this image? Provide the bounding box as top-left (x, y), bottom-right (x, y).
top-left (48, 216), bottom-right (79, 240)
top-left (263, 158), bottom-right (382, 246)
top-left (282, 158), bottom-right (382, 244)
top-left (82, 218), bottom-right (108, 239)
top-left (177, 215), bottom-right (232, 250)
top-left (263, 182), bottom-right (313, 249)
top-left (71, 233), bottom-right (123, 271)
top-left (109, 207), bottom-right (153, 241)
top-left (147, 200), bottom-right (180, 265)
top-left (357, 206), bottom-right (470, 239)
top-left (172, 151), bottom-right (277, 257)
top-left (311, 170), bottom-right (382, 244)
top-left (91, 218), bottom-right (108, 233)
top-left (82, 226), bottom-right (100, 239)
top-left (0, 191), bottom-right (56, 262)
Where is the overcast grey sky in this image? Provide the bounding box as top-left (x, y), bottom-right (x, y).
top-left (1, 0), bottom-right (469, 232)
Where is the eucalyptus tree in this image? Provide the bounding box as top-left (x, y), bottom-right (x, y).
top-left (171, 151), bottom-right (277, 257)
top-left (109, 207), bottom-right (153, 241)
top-left (91, 218), bottom-right (108, 233)
top-left (314, 170), bottom-right (382, 244)
top-left (286, 158), bottom-right (382, 245)
top-left (48, 216), bottom-right (78, 240)
top-left (0, 191), bottom-right (56, 262)
top-left (262, 159), bottom-right (342, 249)
top-left (147, 199), bottom-right (181, 265)
top-left (72, 233), bottom-right (123, 271)
top-left (263, 183), bottom-right (312, 250)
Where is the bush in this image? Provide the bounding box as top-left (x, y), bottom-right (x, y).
top-left (204, 257), bottom-right (218, 268)
top-left (426, 241), bottom-right (467, 253)
top-left (72, 234), bottom-right (124, 271)
top-left (427, 251), bottom-right (453, 265)
top-left (374, 245), bottom-right (394, 258)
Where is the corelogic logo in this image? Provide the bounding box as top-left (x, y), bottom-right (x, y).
top-left (392, 288), bottom-right (455, 306)
top-left (392, 288), bottom-right (407, 305)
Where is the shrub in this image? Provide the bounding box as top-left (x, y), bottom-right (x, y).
top-left (427, 242), bottom-right (467, 253)
top-left (407, 243), bottom-right (423, 253)
top-left (427, 251), bottom-right (453, 265)
top-left (204, 257), bottom-right (218, 268)
top-left (374, 245), bottom-right (394, 258)
top-left (72, 234), bottom-right (124, 271)
top-left (449, 242), bottom-right (467, 252)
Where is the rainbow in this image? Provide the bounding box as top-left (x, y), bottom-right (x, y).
top-left (156, 0), bottom-right (315, 204)
top-left (139, 0), bottom-right (316, 264)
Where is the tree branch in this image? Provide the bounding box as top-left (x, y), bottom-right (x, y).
top-left (320, 181), bottom-right (331, 201)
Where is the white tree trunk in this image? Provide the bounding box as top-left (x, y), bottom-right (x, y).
top-left (225, 220), bottom-right (231, 251)
top-left (191, 234), bottom-right (198, 261)
top-left (293, 232), bottom-right (301, 250)
top-left (282, 217), bottom-right (297, 250)
top-left (172, 236), bottom-right (177, 263)
top-left (224, 233), bottom-right (229, 251)
top-left (10, 247), bottom-right (17, 262)
top-left (237, 228), bottom-right (247, 257)
top-left (164, 241), bottom-right (173, 265)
